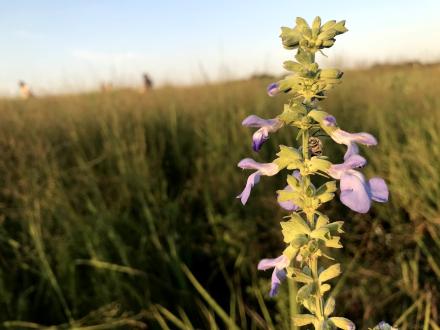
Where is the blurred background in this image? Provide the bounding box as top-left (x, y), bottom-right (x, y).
top-left (0, 1), bottom-right (439, 329)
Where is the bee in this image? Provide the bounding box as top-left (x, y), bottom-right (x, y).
top-left (308, 137), bottom-right (323, 156)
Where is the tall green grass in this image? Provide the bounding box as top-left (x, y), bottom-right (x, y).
top-left (0, 65), bottom-right (438, 329)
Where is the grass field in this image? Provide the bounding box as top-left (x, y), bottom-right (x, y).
top-left (0, 64), bottom-right (439, 329)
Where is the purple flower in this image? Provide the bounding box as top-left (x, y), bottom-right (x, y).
top-left (267, 82), bottom-right (280, 97)
top-left (323, 115), bottom-right (377, 160)
top-left (257, 255), bottom-right (289, 297)
top-left (323, 115), bottom-right (337, 127)
top-left (328, 155), bottom-right (389, 213)
top-left (242, 115), bottom-right (283, 151)
top-left (237, 158), bottom-right (279, 205)
top-left (328, 154), bottom-right (367, 179)
top-left (277, 170), bottom-right (301, 211)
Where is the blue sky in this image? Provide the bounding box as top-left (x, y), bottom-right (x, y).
top-left (0, 0), bottom-right (439, 95)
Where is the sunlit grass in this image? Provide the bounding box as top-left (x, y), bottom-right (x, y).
top-left (0, 64), bottom-right (439, 329)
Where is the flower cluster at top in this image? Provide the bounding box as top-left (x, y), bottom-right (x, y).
top-left (236, 17), bottom-right (389, 330)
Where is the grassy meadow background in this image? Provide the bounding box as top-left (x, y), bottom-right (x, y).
top-left (0, 63), bottom-right (439, 329)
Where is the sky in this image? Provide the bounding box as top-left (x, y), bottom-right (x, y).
top-left (0, 0), bottom-right (439, 95)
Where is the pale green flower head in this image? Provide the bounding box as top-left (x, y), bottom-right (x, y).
top-left (280, 17), bottom-right (348, 53)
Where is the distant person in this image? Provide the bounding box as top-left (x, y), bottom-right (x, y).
top-left (141, 73), bottom-right (153, 93)
top-left (100, 82), bottom-right (113, 93)
top-left (18, 81), bottom-right (34, 99)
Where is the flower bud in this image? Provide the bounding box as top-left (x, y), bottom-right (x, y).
top-left (280, 27), bottom-right (300, 49)
top-left (321, 20), bottom-right (336, 32)
top-left (322, 39), bottom-right (335, 47)
top-left (267, 83), bottom-right (280, 97)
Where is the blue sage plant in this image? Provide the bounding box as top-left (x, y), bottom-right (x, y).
top-left (237, 17), bottom-right (389, 329)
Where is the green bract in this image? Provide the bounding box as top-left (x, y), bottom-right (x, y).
top-left (280, 17), bottom-right (347, 53)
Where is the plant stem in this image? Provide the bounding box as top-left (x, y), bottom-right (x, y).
top-left (301, 126), bottom-right (325, 327)
top-left (311, 255), bottom-right (324, 323)
top-left (301, 128), bottom-right (312, 227)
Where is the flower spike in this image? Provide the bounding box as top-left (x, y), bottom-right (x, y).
top-left (238, 16), bottom-right (387, 328)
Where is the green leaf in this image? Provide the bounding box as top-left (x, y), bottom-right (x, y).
top-left (321, 283), bottom-right (331, 294)
top-left (325, 236), bottom-right (343, 249)
top-left (280, 217), bottom-right (310, 242)
top-left (286, 174), bottom-right (301, 189)
top-left (310, 227), bottom-right (330, 240)
top-left (311, 16), bottom-right (321, 37)
top-left (320, 68), bottom-right (343, 79)
top-left (319, 263), bottom-right (341, 282)
top-left (307, 109), bottom-right (331, 123)
top-left (334, 20), bottom-right (348, 34)
top-left (283, 60), bottom-right (302, 72)
top-left (325, 221), bottom-right (345, 235)
top-left (318, 29), bottom-right (337, 41)
top-left (302, 266), bottom-right (312, 276)
top-left (306, 157), bottom-right (332, 173)
top-left (321, 20), bottom-right (336, 32)
top-left (280, 27), bottom-right (300, 49)
top-left (324, 297), bottom-right (336, 316)
top-left (291, 213), bottom-right (311, 234)
top-left (274, 146), bottom-right (303, 170)
top-left (329, 317), bottom-right (356, 330)
top-left (292, 268), bottom-right (313, 283)
top-left (277, 189), bottom-right (302, 206)
top-left (279, 110), bottom-right (300, 125)
top-left (295, 48), bottom-right (314, 64)
top-left (308, 110), bottom-right (338, 135)
top-left (317, 181), bottom-right (337, 195)
top-left (322, 39), bottom-right (335, 47)
top-left (302, 297), bottom-right (316, 314)
top-left (295, 17), bottom-right (310, 28)
top-left (282, 245), bottom-right (298, 260)
top-left (318, 192), bottom-right (335, 204)
top-left (296, 283), bottom-right (315, 302)
top-left (292, 314), bottom-right (317, 326)
top-left (291, 235), bottom-right (309, 248)
top-left (315, 214), bottom-right (329, 229)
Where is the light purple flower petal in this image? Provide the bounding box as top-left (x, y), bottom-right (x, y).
top-left (242, 115), bottom-right (275, 128)
top-left (258, 255), bottom-right (289, 297)
top-left (237, 171), bottom-right (260, 205)
top-left (277, 185), bottom-right (299, 211)
top-left (242, 116), bottom-right (283, 152)
top-left (237, 158), bottom-right (279, 176)
top-left (292, 170), bottom-right (302, 181)
top-left (252, 128), bottom-right (270, 151)
top-left (237, 159), bottom-right (279, 204)
top-left (269, 269), bottom-right (286, 297)
top-left (369, 177), bottom-right (389, 203)
top-left (344, 142), bottom-right (359, 160)
top-left (329, 154), bottom-right (366, 179)
top-left (237, 158), bottom-right (261, 170)
top-left (330, 129), bottom-right (377, 160)
top-left (349, 132), bottom-right (377, 146)
top-left (257, 255), bottom-right (288, 270)
top-left (267, 82), bottom-right (279, 97)
top-left (332, 129), bottom-right (377, 146)
top-left (340, 170), bottom-right (371, 213)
